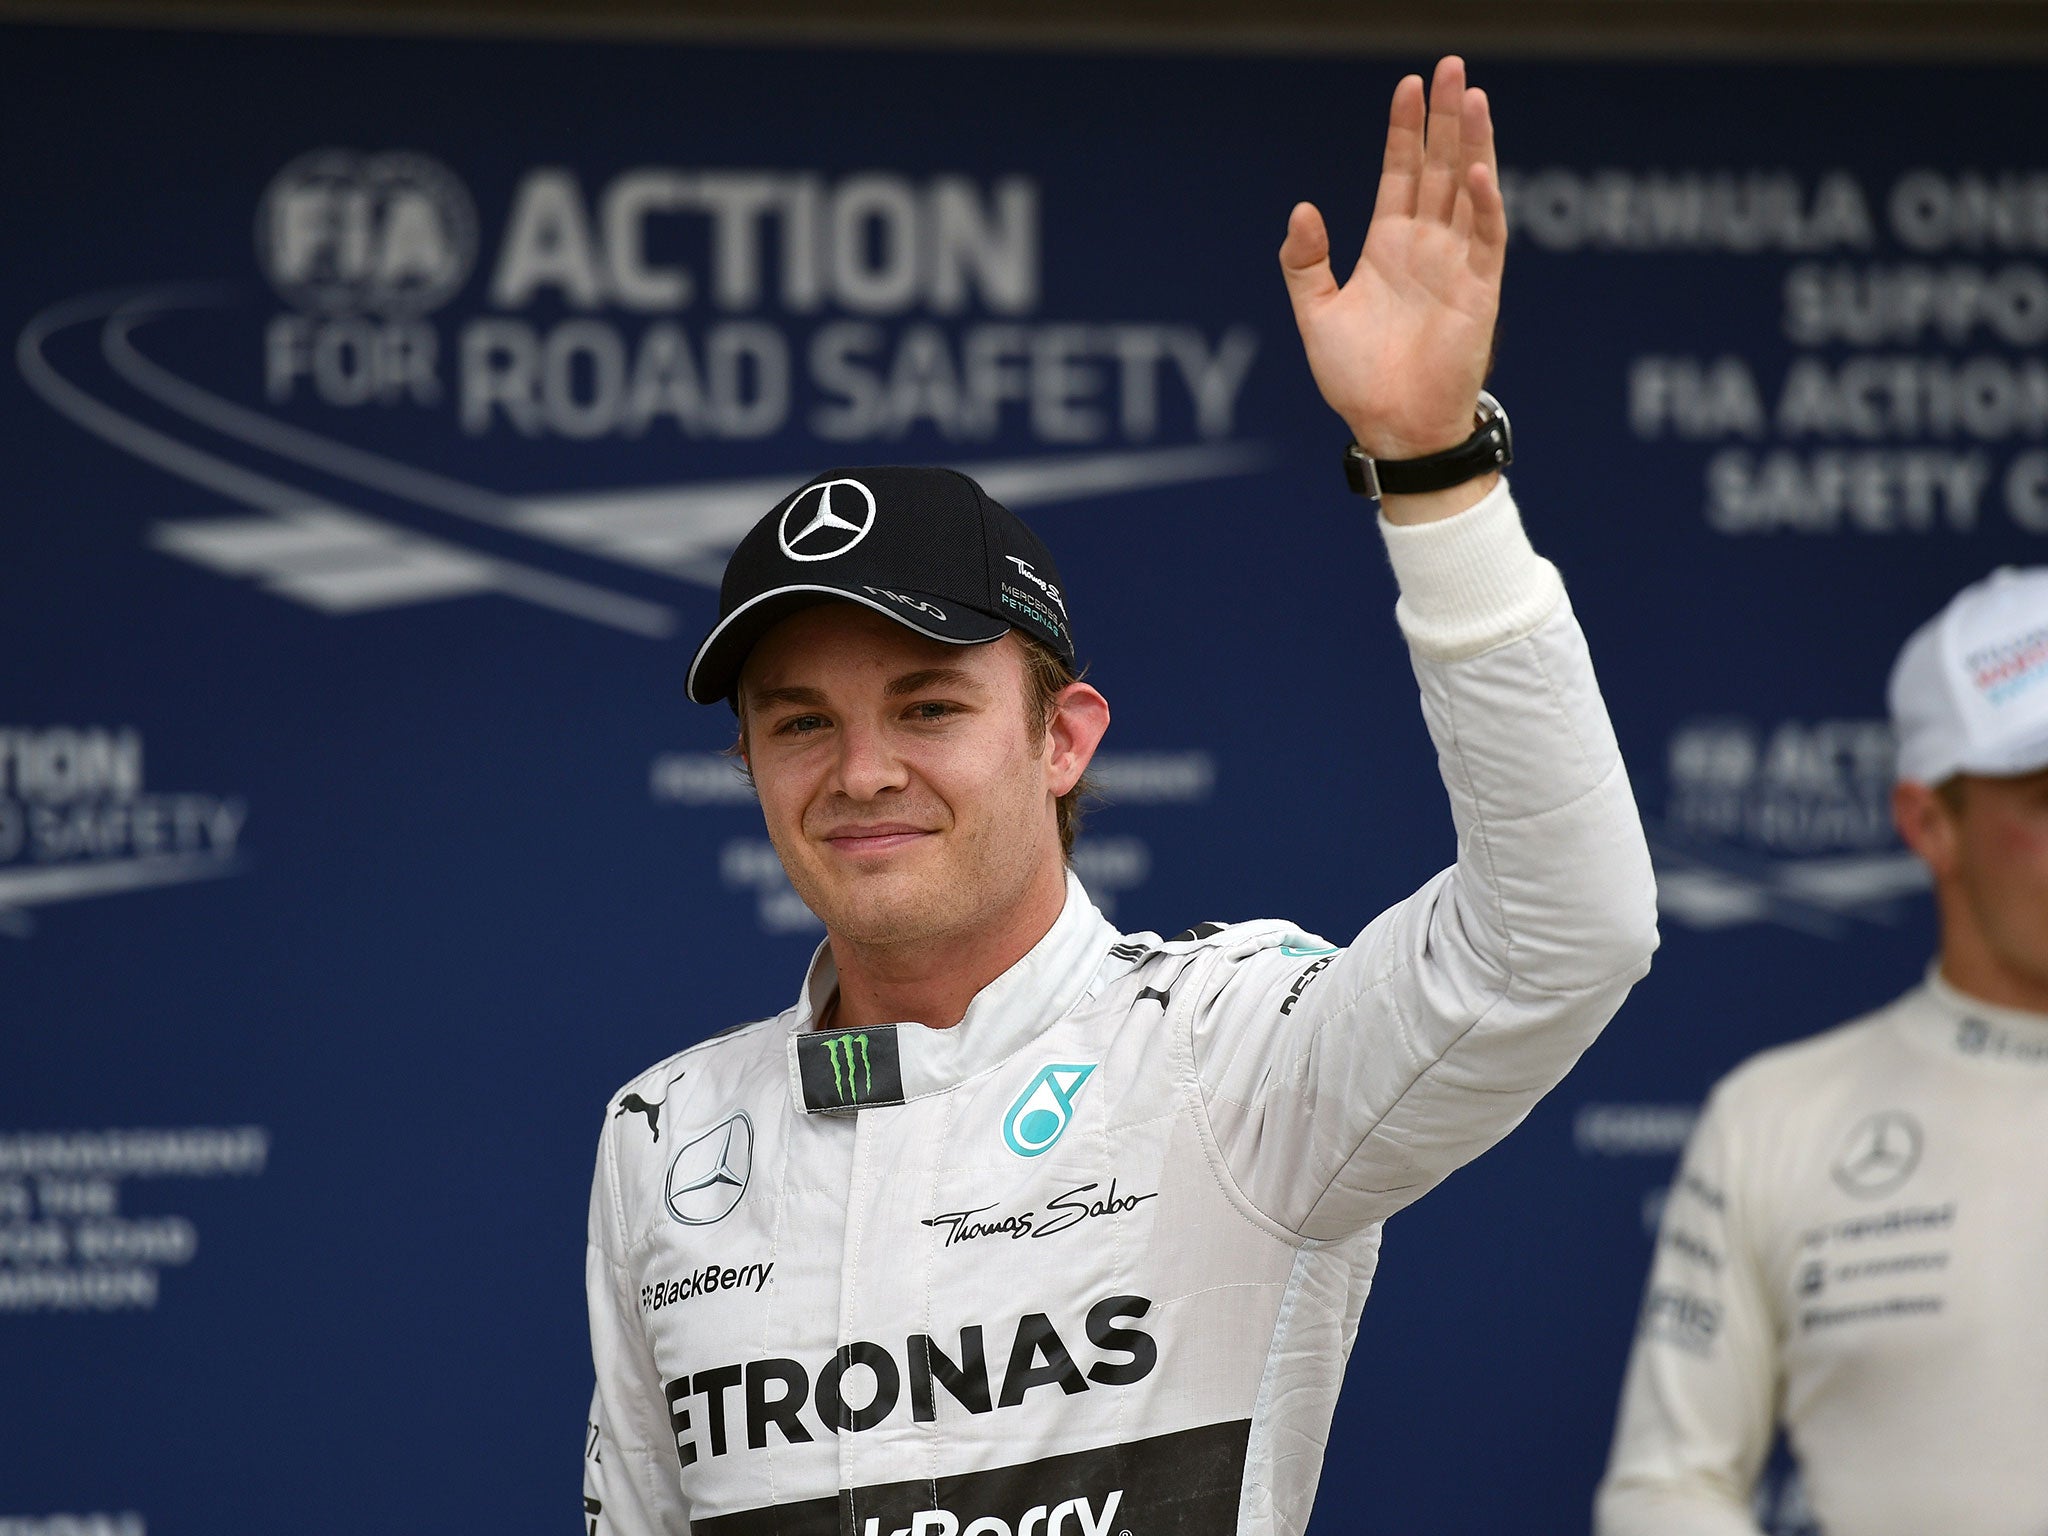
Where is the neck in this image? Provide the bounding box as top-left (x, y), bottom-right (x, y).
top-left (1937, 955), bottom-right (2048, 1017)
top-left (1936, 913), bottom-right (2048, 1017)
top-left (824, 859), bottom-right (1071, 1031)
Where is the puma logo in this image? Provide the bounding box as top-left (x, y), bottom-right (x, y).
top-left (614, 1072), bottom-right (686, 1142)
top-left (617, 1094), bottom-right (662, 1140)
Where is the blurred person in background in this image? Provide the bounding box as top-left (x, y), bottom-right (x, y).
top-left (583, 57), bottom-right (1659, 1536)
top-left (1596, 566), bottom-right (2048, 1534)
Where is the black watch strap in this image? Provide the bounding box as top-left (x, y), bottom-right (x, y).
top-left (1343, 391), bottom-right (1513, 499)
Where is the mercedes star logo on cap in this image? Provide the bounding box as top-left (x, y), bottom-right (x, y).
top-left (778, 478), bottom-right (878, 562)
top-left (664, 1111), bottom-right (754, 1225)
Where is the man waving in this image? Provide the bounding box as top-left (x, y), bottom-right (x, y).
top-left (585, 57), bottom-right (1657, 1536)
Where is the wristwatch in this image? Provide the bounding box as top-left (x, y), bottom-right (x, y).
top-left (1343, 390), bottom-right (1512, 499)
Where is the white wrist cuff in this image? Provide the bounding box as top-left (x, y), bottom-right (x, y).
top-left (1377, 476), bottom-right (1565, 660)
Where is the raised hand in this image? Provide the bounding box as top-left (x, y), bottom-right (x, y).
top-left (1280, 57), bottom-right (1505, 494)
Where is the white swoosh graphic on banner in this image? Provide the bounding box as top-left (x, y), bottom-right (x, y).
top-left (1649, 833), bottom-right (1929, 937)
top-left (104, 294), bottom-right (1268, 587)
top-left (0, 854), bottom-right (242, 937)
top-left (102, 291), bottom-right (525, 526)
top-left (27, 288), bottom-right (1269, 618)
top-left (20, 291), bottom-right (678, 636)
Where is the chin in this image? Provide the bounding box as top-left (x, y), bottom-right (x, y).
top-left (823, 897), bottom-right (956, 948)
top-left (793, 866), bottom-right (945, 944)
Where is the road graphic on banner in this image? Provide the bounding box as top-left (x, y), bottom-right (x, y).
top-left (18, 293), bottom-right (674, 633)
top-left (20, 289), bottom-right (1263, 630)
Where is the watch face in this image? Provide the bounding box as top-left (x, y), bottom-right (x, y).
top-left (1477, 389), bottom-right (1512, 448)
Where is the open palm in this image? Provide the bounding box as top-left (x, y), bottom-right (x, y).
top-left (1281, 57), bottom-right (1505, 463)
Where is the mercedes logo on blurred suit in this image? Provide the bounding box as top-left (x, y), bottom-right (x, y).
top-left (1830, 1110), bottom-right (1923, 1198)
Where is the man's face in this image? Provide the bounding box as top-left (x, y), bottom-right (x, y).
top-left (1899, 765), bottom-right (2048, 1002)
top-left (1946, 767), bottom-right (2048, 995)
top-left (737, 604), bottom-right (1084, 952)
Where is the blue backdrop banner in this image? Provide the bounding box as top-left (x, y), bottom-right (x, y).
top-left (4, 22), bottom-right (2044, 1535)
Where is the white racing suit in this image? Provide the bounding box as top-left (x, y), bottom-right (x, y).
top-left (1596, 976), bottom-right (2048, 1536)
top-left (586, 482), bottom-right (1659, 1536)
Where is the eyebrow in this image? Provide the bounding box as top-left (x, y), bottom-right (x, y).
top-left (746, 684), bottom-right (829, 712)
top-left (744, 667), bottom-right (987, 714)
top-left (884, 667), bottom-right (985, 699)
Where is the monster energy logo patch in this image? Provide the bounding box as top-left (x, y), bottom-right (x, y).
top-left (828, 1035), bottom-right (871, 1098)
top-left (796, 1024), bottom-right (905, 1114)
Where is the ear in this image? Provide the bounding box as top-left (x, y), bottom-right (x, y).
top-left (1893, 780), bottom-right (1958, 881)
top-left (1044, 681), bottom-right (1110, 797)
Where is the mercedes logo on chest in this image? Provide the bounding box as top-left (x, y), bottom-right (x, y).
top-left (779, 478), bottom-right (878, 562)
top-left (664, 1111), bottom-right (754, 1225)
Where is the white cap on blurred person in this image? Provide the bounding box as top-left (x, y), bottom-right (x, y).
top-left (1889, 566), bottom-right (2048, 786)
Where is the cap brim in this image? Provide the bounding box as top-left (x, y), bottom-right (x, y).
top-left (1950, 722), bottom-right (2048, 781)
top-left (687, 583), bottom-right (1011, 705)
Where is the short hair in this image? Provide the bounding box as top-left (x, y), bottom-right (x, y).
top-left (1934, 775), bottom-right (1968, 816)
top-left (729, 627), bottom-right (1094, 860)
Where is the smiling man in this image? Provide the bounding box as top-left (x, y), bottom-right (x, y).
top-left (586, 58), bottom-right (1658, 1536)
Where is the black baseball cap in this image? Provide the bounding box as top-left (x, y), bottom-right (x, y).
top-left (686, 466), bottom-right (1078, 706)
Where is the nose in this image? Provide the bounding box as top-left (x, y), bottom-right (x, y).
top-left (830, 714), bottom-right (910, 801)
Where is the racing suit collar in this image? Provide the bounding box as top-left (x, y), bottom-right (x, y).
top-left (1897, 965), bottom-right (2048, 1068)
top-left (790, 869), bottom-right (1122, 1102)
